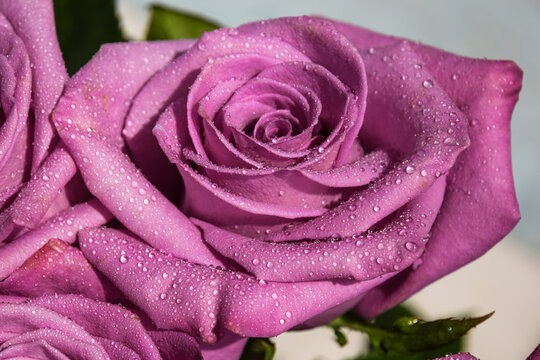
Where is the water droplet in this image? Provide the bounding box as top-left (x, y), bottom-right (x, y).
top-left (119, 255), bottom-right (129, 264)
top-left (420, 170), bottom-right (427, 177)
top-left (422, 80), bottom-right (434, 89)
top-left (405, 242), bottom-right (417, 251)
top-left (159, 293), bottom-right (168, 300)
top-left (373, 205), bottom-right (380, 212)
top-left (252, 258), bottom-right (260, 266)
top-left (279, 319), bottom-right (285, 325)
top-left (405, 165), bottom-right (416, 174)
top-left (451, 74), bottom-right (459, 81)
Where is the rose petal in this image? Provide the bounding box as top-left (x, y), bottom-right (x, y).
top-left (264, 41), bottom-right (469, 242)
top-left (0, 22), bottom-right (32, 196)
top-left (148, 330), bottom-right (201, 360)
top-left (96, 41), bottom-right (194, 200)
top-left (0, 301), bottom-right (109, 355)
top-left (0, 145), bottom-right (77, 242)
top-left (54, 105), bottom-right (224, 267)
top-left (30, 295), bottom-right (167, 360)
top-left (198, 176), bottom-right (445, 282)
top-left (0, 0), bottom-right (68, 171)
top-left (184, 149), bottom-right (343, 212)
top-left (186, 53), bottom-right (287, 166)
top-left (526, 344), bottom-right (540, 360)
top-left (0, 199), bottom-right (111, 280)
top-left (299, 149), bottom-right (389, 187)
top-left (351, 41), bottom-right (522, 318)
top-left (79, 227), bottom-right (393, 341)
top-left (0, 328), bottom-right (108, 360)
top-left (0, 239), bottom-right (111, 300)
top-left (200, 331), bottom-right (247, 360)
top-left (154, 125), bottom-right (326, 225)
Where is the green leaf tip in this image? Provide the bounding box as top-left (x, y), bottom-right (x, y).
top-left (328, 309), bottom-right (493, 355)
top-left (146, 4), bottom-right (221, 41)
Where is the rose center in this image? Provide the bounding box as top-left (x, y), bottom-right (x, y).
top-left (253, 110), bottom-right (297, 143)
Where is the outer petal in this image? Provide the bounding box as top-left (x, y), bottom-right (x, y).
top-left (0, 239), bottom-right (112, 301)
top-left (200, 331), bottom-right (247, 360)
top-left (336, 22), bottom-right (522, 318)
top-left (0, 23), bottom-right (31, 200)
top-left (264, 41), bottom-right (469, 242)
top-left (0, 0), bottom-right (68, 171)
top-left (59, 41), bottom-right (194, 201)
top-left (79, 227), bottom-right (392, 342)
top-left (53, 42), bottom-right (224, 267)
top-left (527, 344), bottom-right (540, 360)
top-left (198, 176), bottom-right (445, 282)
top-left (148, 330), bottom-right (201, 360)
top-left (0, 145), bottom-right (77, 242)
top-left (30, 295), bottom-right (168, 360)
top-left (0, 199), bottom-right (111, 280)
top-left (0, 300), bottom-right (111, 359)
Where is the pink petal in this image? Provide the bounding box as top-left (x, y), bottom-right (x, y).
top-left (65, 41), bottom-right (195, 201)
top-left (299, 149), bottom-right (389, 187)
top-left (0, 145), bottom-right (77, 242)
top-left (79, 227), bottom-right (392, 342)
top-left (197, 176), bottom-right (445, 282)
top-left (0, 239), bottom-right (111, 301)
top-left (0, 300), bottom-right (109, 356)
top-left (30, 295), bottom-right (167, 360)
top-left (0, 199), bottom-right (111, 280)
top-left (200, 331), bottom-right (247, 360)
top-left (53, 103), bottom-right (224, 267)
top-left (0, 0), bottom-right (68, 171)
top-left (527, 344), bottom-right (540, 360)
top-left (334, 22), bottom-right (522, 318)
top-left (264, 41), bottom-right (470, 242)
top-left (148, 330), bottom-right (201, 360)
top-left (0, 22), bottom-right (31, 195)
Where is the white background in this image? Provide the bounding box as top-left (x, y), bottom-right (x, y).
top-left (117, 1), bottom-right (540, 358)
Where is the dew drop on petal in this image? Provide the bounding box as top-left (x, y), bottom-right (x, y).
top-left (405, 242), bottom-right (418, 251)
top-left (422, 79), bottom-right (434, 88)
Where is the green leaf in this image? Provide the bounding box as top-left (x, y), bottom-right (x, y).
top-left (146, 4), bottom-right (221, 41)
top-left (328, 310), bottom-right (492, 355)
top-left (240, 338), bottom-right (276, 360)
top-left (333, 326), bottom-right (349, 347)
top-left (53, 0), bottom-right (124, 75)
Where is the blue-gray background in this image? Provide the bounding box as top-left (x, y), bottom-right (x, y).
top-left (119, 0), bottom-right (540, 249)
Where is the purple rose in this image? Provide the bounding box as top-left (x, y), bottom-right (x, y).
top-left (0, 0), bottom-right (113, 282)
top-left (51, 15), bottom-right (521, 347)
top-left (0, 294), bottom-right (200, 359)
top-left (0, 8), bottom-right (521, 358)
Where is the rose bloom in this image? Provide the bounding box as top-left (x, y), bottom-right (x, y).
top-left (0, 1), bottom-right (523, 359)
